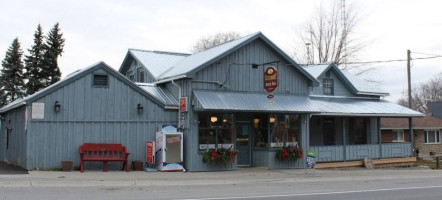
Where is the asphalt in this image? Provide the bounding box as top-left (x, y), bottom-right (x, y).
top-left (1, 166), bottom-right (442, 188)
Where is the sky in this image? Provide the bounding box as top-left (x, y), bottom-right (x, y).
top-left (1, 0), bottom-right (442, 102)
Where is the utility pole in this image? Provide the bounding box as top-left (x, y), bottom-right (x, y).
top-left (407, 49), bottom-right (412, 108)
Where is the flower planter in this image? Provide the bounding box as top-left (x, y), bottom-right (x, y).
top-left (132, 161), bottom-right (144, 171)
top-left (61, 161), bottom-right (73, 171)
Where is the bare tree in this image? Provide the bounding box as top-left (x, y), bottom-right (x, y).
top-left (397, 72), bottom-right (442, 113)
top-left (190, 31), bottom-right (242, 53)
top-left (293, 0), bottom-right (367, 72)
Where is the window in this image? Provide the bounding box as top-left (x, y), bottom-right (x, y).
top-left (323, 78), bottom-right (334, 95)
top-left (350, 118), bottom-right (367, 144)
top-left (392, 130), bottom-right (404, 142)
top-left (323, 118), bottom-right (335, 145)
top-left (138, 69), bottom-right (145, 82)
top-left (127, 70), bottom-right (134, 81)
top-left (198, 113), bottom-right (234, 150)
top-left (270, 114), bottom-right (300, 148)
top-left (93, 74), bottom-right (108, 87)
top-left (253, 114), bottom-right (269, 148)
top-left (425, 130), bottom-right (440, 144)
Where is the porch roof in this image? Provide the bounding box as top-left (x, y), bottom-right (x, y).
top-left (193, 90), bottom-right (320, 113)
top-left (310, 96), bottom-right (424, 117)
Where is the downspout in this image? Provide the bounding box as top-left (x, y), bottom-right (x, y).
top-left (171, 80), bottom-right (181, 129)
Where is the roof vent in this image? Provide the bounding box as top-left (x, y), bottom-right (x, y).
top-left (93, 74), bottom-right (108, 87)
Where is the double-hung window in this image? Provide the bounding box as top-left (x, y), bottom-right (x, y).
top-left (323, 78), bottom-right (334, 95)
top-left (392, 130), bottom-right (404, 142)
top-left (425, 130), bottom-right (440, 144)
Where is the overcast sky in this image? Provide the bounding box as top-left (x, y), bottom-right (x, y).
top-left (1, 0), bottom-right (441, 102)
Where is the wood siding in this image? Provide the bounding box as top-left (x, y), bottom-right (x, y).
top-left (24, 69), bottom-right (177, 170)
top-left (192, 40), bottom-right (310, 94)
top-left (312, 69), bottom-right (353, 96)
top-left (0, 106), bottom-right (27, 167)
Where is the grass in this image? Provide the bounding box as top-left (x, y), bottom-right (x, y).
top-left (414, 160), bottom-right (441, 169)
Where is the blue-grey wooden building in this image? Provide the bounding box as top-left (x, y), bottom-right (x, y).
top-left (1, 32), bottom-right (423, 171)
top-left (118, 32), bottom-right (422, 171)
top-left (0, 62), bottom-right (178, 170)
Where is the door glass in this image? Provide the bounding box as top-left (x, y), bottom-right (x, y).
top-left (236, 123), bottom-right (251, 166)
top-left (165, 134), bottom-right (181, 163)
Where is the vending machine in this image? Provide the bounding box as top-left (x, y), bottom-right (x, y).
top-left (155, 125), bottom-right (184, 171)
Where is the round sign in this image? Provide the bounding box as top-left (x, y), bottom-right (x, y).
top-left (264, 66), bottom-right (278, 93)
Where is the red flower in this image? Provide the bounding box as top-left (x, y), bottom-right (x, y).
top-left (283, 149), bottom-right (289, 161)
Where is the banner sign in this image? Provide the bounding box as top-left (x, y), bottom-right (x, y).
top-left (306, 150), bottom-right (317, 168)
top-left (146, 141), bottom-right (155, 164)
top-left (179, 97), bottom-right (187, 112)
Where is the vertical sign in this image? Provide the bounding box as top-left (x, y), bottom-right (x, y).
top-left (179, 97), bottom-right (187, 112)
top-left (264, 66), bottom-right (278, 93)
top-left (31, 102), bottom-right (45, 119)
top-left (306, 150), bottom-right (316, 168)
top-left (146, 141), bottom-right (155, 164)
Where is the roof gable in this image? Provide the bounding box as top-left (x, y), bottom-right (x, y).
top-left (304, 63), bottom-right (389, 96)
top-left (119, 49), bottom-right (189, 81)
top-left (155, 32), bottom-right (319, 86)
top-left (0, 62), bottom-right (175, 113)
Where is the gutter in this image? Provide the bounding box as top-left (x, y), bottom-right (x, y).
top-left (153, 74), bottom-right (187, 84)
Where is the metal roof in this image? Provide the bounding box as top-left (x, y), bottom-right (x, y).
top-left (303, 63), bottom-right (388, 96)
top-left (310, 96), bottom-right (423, 117)
top-left (136, 83), bottom-right (179, 108)
top-left (129, 49), bottom-right (189, 79)
top-left (193, 90), bottom-right (320, 113)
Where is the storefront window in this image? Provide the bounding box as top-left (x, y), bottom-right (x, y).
top-left (270, 114), bottom-right (300, 148)
top-left (253, 114), bottom-right (269, 148)
top-left (198, 113), bottom-right (234, 150)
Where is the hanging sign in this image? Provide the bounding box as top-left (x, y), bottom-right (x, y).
top-left (264, 66), bottom-right (278, 93)
top-left (179, 97), bottom-right (187, 112)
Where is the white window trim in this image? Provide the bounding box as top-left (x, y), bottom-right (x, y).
top-left (425, 129), bottom-right (441, 144)
top-left (392, 129), bottom-right (405, 142)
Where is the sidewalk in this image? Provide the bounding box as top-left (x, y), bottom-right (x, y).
top-left (1, 167), bottom-right (442, 188)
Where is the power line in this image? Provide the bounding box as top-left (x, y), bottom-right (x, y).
top-left (343, 54), bottom-right (442, 65)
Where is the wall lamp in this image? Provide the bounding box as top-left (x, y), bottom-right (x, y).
top-left (54, 101), bottom-right (61, 112)
top-left (137, 103), bottom-right (143, 114)
top-left (210, 116), bottom-right (218, 123)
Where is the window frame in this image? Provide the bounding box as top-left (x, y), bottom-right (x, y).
top-left (198, 113), bottom-right (234, 151)
top-left (425, 130), bottom-right (441, 144)
top-left (137, 68), bottom-right (145, 82)
top-left (323, 78), bottom-right (334, 95)
top-left (392, 129), bottom-right (405, 142)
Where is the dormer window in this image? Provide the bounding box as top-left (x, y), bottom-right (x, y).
top-left (138, 69), bottom-right (145, 82)
top-left (323, 78), bottom-right (334, 95)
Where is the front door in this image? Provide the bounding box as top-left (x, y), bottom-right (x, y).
top-left (236, 122), bottom-right (251, 166)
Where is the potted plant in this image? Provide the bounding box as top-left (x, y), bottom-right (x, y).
top-left (202, 147), bottom-right (237, 165)
top-left (275, 145), bottom-right (303, 162)
top-left (61, 160), bottom-right (73, 171)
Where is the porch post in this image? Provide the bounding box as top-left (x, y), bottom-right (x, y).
top-left (343, 117), bottom-right (346, 162)
top-left (409, 117), bottom-right (414, 156)
top-left (378, 117), bottom-right (382, 159)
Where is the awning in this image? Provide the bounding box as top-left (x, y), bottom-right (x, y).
top-left (310, 96), bottom-right (424, 117)
top-left (193, 90), bottom-right (320, 113)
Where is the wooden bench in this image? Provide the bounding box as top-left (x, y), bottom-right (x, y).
top-left (79, 143), bottom-right (130, 172)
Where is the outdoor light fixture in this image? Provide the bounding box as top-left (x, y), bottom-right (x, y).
top-left (54, 101), bottom-right (61, 112)
top-left (269, 116), bottom-right (276, 123)
top-left (223, 118), bottom-right (228, 123)
top-left (210, 116), bottom-right (218, 123)
top-left (137, 103), bottom-right (143, 114)
top-left (253, 118), bottom-right (260, 124)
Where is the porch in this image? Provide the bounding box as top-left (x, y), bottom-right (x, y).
top-left (309, 116), bottom-right (414, 163)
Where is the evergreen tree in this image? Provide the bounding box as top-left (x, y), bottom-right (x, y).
top-left (0, 38), bottom-right (25, 105)
top-left (24, 24), bottom-right (46, 95)
top-left (42, 23), bottom-right (65, 86)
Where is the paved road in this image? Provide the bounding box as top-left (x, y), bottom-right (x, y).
top-left (1, 174), bottom-right (442, 200)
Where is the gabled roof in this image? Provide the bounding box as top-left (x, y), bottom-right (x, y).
top-left (381, 115), bottom-right (442, 129)
top-left (303, 62), bottom-right (389, 96)
top-left (428, 101), bottom-right (442, 120)
top-left (119, 49), bottom-right (189, 81)
top-left (136, 82), bottom-right (178, 108)
top-left (0, 62), bottom-right (176, 113)
top-left (150, 32), bottom-right (318, 86)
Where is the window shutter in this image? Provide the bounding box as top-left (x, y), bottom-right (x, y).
top-left (93, 75), bottom-right (108, 87)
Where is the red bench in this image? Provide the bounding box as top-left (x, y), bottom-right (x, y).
top-left (79, 143), bottom-right (130, 172)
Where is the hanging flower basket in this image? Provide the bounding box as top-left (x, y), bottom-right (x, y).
top-left (202, 147), bottom-right (237, 165)
top-left (275, 145), bottom-right (303, 162)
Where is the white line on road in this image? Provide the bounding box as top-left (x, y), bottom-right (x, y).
top-left (176, 185), bottom-right (442, 200)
